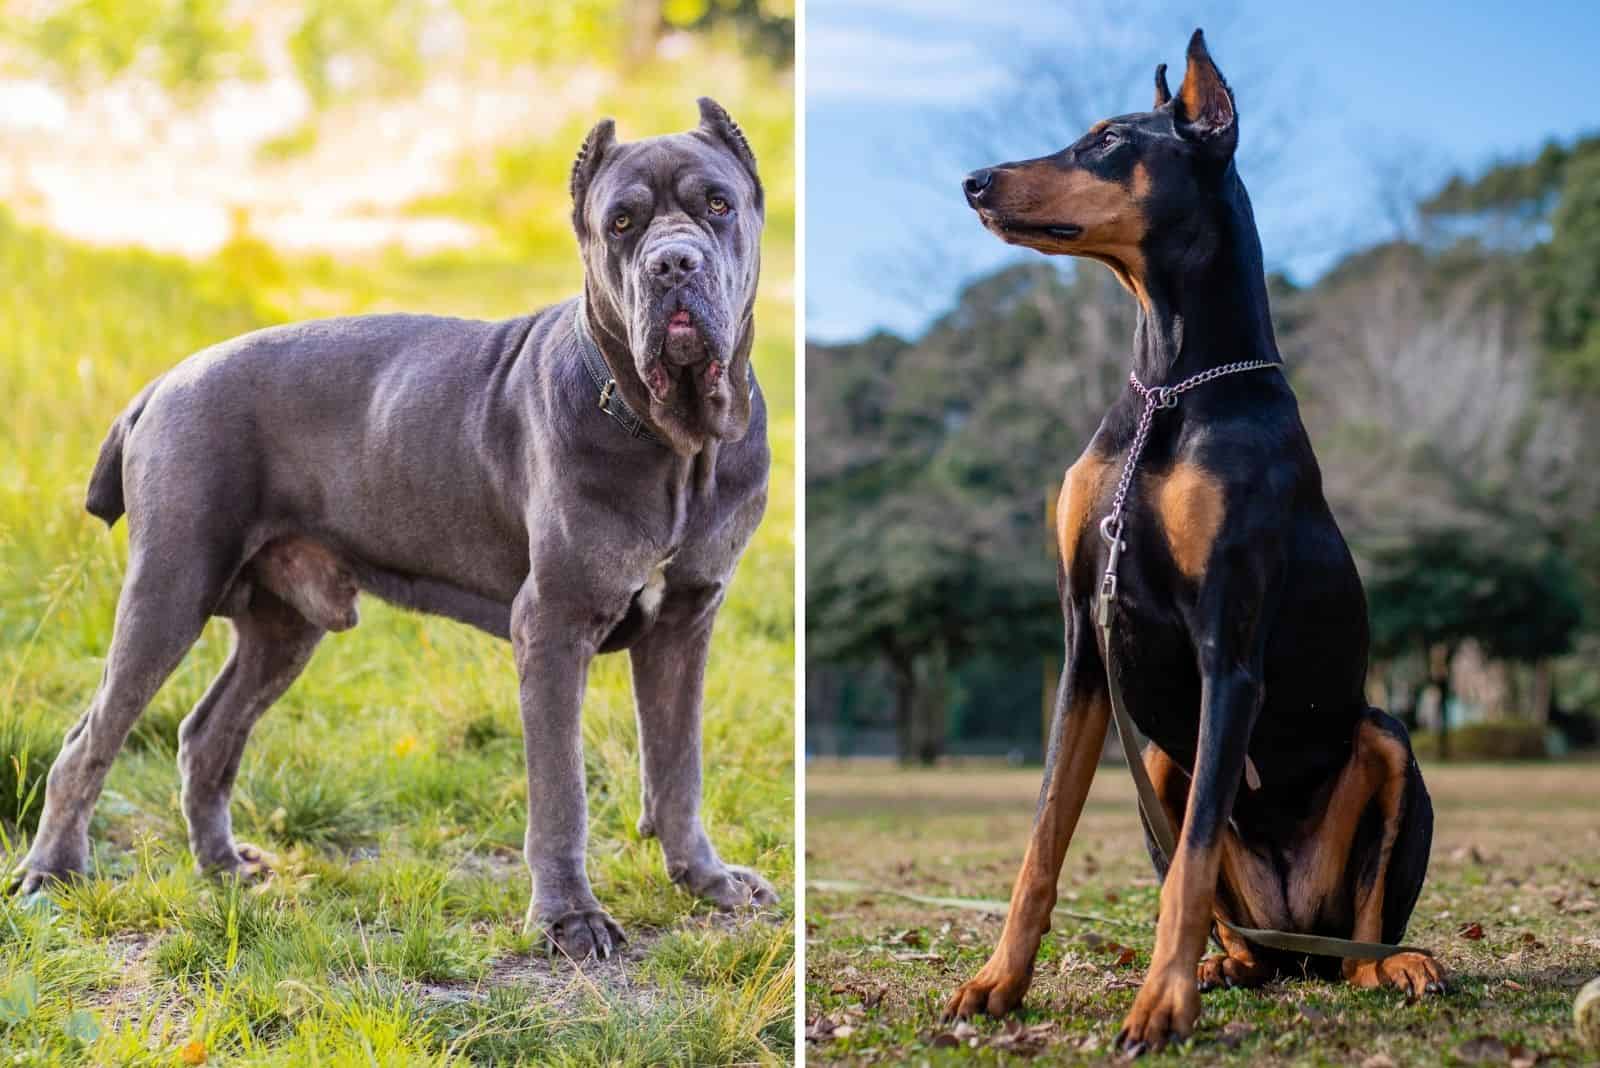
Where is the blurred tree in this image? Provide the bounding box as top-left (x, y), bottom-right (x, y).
top-left (1367, 530), bottom-right (1584, 757)
top-left (0, 0), bottom-right (257, 96)
top-left (807, 265), bottom-right (1127, 762)
top-left (1538, 152), bottom-right (1600, 392)
top-left (662, 0), bottom-right (793, 66)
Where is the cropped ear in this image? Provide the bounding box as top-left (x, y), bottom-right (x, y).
top-left (1153, 63), bottom-right (1171, 108)
top-left (570, 117), bottom-right (616, 235)
top-left (697, 96), bottom-right (763, 208)
top-left (1173, 29), bottom-right (1237, 159)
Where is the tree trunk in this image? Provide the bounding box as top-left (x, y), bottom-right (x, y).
top-left (910, 642), bottom-right (948, 765)
top-left (1430, 641), bottom-right (1455, 761)
top-left (888, 651), bottom-right (918, 765)
top-left (1530, 658), bottom-right (1553, 726)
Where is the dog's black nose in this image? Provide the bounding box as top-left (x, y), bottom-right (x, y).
top-left (645, 242), bottom-right (704, 288)
top-left (963, 169), bottom-right (994, 200)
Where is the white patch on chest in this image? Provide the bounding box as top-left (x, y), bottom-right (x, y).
top-left (637, 554), bottom-right (674, 616)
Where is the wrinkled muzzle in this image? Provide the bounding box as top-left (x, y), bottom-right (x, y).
top-left (627, 230), bottom-right (749, 441)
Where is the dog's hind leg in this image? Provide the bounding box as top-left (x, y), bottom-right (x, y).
top-left (16, 549), bottom-right (225, 893)
top-left (1308, 710), bottom-right (1442, 996)
top-left (178, 588), bottom-right (323, 878)
top-left (945, 614), bottom-right (1110, 1019)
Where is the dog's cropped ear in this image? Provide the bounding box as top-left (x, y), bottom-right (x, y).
top-left (1153, 62), bottom-right (1171, 108)
top-left (570, 117), bottom-right (616, 235)
top-left (1173, 29), bottom-right (1237, 159)
top-left (697, 97), bottom-right (763, 208)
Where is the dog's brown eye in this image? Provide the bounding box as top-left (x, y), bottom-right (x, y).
top-left (708, 195), bottom-right (729, 216)
top-left (611, 213), bottom-right (631, 234)
top-left (1100, 129), bottom-right (1120, 147)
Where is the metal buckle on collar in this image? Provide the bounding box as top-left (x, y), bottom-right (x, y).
top-left (598, 380), bottom-right (616, 410)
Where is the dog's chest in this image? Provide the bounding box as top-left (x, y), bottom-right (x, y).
top-left (1056, 450), bottom-right (1227, 594)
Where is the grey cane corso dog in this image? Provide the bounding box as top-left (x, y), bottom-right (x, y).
top-left (14, 97), bottom-right (776, 960)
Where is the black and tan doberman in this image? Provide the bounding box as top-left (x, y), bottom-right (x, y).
top-left (948, 30), bottom-right (1442, 1054)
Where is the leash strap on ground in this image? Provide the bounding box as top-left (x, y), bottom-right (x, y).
top-left (1096, 363), bottom-right (1419, 963)
top-left (806, 879), bottom-right (1147, 930)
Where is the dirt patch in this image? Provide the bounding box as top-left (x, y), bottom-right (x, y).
top-left (422, 927), bottom-right (671, 1014)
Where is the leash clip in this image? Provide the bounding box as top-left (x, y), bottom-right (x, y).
top-left (1096, 515), bottom-right (1126, 630)
top-left (1096, 570), bottom-right (1118, 629)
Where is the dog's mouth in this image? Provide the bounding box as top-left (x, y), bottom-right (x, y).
top-left (663, 309), bottom-right (708, 366)
top-left (637, 299), bottom-right (730, 418)
top-left (977, 210), bottom-right (1083, 245)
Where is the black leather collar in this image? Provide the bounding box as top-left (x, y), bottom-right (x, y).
top-left (575, 302), bottom-right (660, 444)
top-left (574, 301), bottom-right (757, 446)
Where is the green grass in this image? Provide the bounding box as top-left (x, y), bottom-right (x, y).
top-left (805, 762), bottom-right (1600, 1066)
top-left (0, 48), bottom-right (795, 1062)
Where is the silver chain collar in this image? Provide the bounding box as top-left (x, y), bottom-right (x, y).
top-left (1095, 360), bottom-right (1279, 628)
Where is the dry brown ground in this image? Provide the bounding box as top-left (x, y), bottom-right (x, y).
top-left (805, 761), bottom-right (1600, 1066)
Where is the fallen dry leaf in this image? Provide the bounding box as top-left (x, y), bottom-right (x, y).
top-left (1458, 922), bottom-right (1486, 940)
top-left (1455, 1034), bottom-right (1507, 1062)
top-left (1219, 1020), bottom-right (1256, 1049)
top-left (179, 1041), bottom-right (207, 1066)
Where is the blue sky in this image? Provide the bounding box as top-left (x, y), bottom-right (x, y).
top-left (805, 0), bottom-right (1600, 341)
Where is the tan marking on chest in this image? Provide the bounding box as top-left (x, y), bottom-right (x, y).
top-left (1056, 454), bottom-right (1113, 571)
top-left (1154, 464), bottom-right (1225, 579)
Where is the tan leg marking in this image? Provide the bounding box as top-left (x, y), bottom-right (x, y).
top-left (1314, 722), bottom-right (1447, 996)
top-left (1151, 463), bottom-right (1225, 580)
top-left (944, 690), bottom-right (1111, 1019)
top-left (1143, 747), bottom-right (1282, 993)
top-left (1056, 453), bottom-right (1113, 573)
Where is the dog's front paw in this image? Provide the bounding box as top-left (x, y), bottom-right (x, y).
top-left (679, 862), bottom-right (778, 910)
top-left (1116, 965), bottom-right (1200, 1056)
top-left (543, 907), bottom-right (626, 962)
top-left (943, 959), bottom-right (1032, 1020)
top-left (199, 842), bottom-right (276, 884)
top-left (8, 866), bottom-right (78, 898)
top-left (8, 848), bottom-right (88, 897)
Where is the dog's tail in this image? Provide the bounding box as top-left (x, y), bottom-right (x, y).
top-left (85, 379), bottom-right (159, 527)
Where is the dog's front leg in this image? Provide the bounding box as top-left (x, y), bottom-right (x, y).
top-left (512, 585), bottom-right (624, 962)
top-left (1117, 651), bottom-right (1263, 1055)
top-left (630, 586), bottom-right (778, 910)
top-left (946, 612), bottom-right (1109, 1019)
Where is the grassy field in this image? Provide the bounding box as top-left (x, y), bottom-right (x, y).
top-left (0, 51), bottom-right (795, 1064)
top-left (805, 762), bottom-right (1600, 1066)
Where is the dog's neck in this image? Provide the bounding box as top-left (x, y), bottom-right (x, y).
top-left (1130, 167), bottom-right (1281, 387)
top-left (576, 297), bottom-right (721, 495)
